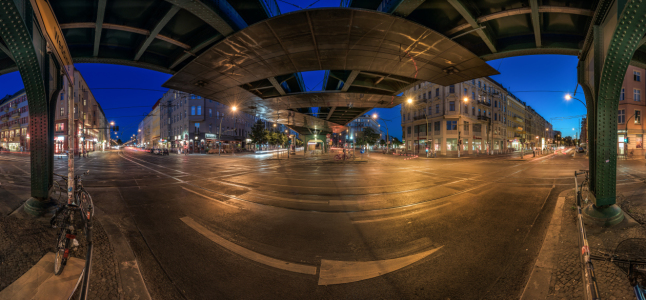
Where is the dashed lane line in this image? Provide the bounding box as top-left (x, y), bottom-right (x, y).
top-left (351, 202), bottom-right (451, 224)
top-left (180, 216), bottom-right (318, 275)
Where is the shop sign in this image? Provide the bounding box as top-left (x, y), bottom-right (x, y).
top-left (473, 136), bottom-right (482, 140)
top-left (205, 133), bottom-right (216, 139)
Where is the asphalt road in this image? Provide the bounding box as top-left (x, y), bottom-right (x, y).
top-left (2, 148), bottom-right (641, 300)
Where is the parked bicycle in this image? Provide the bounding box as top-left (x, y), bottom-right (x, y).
top-left (50, 170), bottom-right (94, 299)
top-left (334, 151), bottom-right (354, 161)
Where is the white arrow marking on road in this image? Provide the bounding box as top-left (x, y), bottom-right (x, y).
top-left (181, 217), bottom-right (318, 275)
top-left (318, 246), bottom-right (443, 285)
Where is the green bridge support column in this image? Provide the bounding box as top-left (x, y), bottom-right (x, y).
top-left (580, 0), bottom-right (646, 226)
top-left (0, 0), bottom-right (61, 216)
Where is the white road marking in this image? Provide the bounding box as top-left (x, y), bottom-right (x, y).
top-left (118, 152), bottom-right (184, 183)
top-left (351, 202), bottom-right (451, 224)
top-left (180, 217), bottom-right (318, 275)
top-left (318, 246), bottom-right (443, 285)
top-left (181, 187), bottom-right (240, 209)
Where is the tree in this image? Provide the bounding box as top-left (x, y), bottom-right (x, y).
top-left (116, 139), bottom-right (123, 145)
top-left (362, 127), bottom-right (381, 145)
top-left (249, 120), bottom-right (267, 147)
top-left (391, 137), bottom-right (402, 147)
top-left (379, 139), bottom-right (386, 146)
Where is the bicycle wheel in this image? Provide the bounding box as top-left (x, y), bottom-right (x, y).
top-left (54, 229), bottom-right (70, 275)
top-left (78, 190), bottom-right (94, 219)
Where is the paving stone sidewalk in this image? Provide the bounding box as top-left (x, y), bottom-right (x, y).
top-left (0, 214), bottom-right (120, 299)
top-left (546, 189), bottom-right (646, 300)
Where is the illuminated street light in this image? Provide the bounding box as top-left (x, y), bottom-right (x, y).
top-left (110, 121), bottom-right (114, 126)
top-left (463, 97), bottom-right (468, 102)
top-left (232, 106), bottom-right (237, 111)
top-left (565, 94), bottom-right (572, 100)
top-left (407, 98), bottom-right (413, 104)
top-left (372, 113), bottom-right (377, 119)
top-left (564, 94), bottom-right (587, 108)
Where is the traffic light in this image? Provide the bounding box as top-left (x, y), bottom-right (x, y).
top-left (626, 137), bottom-right (630, 144)
top-left (111, 125), bottom-right (119, 132)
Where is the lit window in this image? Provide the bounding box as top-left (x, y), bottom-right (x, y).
top-left (197, 106), bottom-right (201, 115)
top-left (634, 89), bottom-right (641, 101)
top-left (635, 71), bottom-right (641, 82)
top-left (636, 110), bottom-right (641, 124)
top-left (618, 109), bottom-right (625, 124)
top-left (449, 101), bottom-right (455, 111)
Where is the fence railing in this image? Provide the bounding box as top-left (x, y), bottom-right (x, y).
top-left (574, 170), bottom-right (601, 300)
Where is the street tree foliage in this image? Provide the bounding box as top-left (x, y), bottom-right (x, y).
top-left (362, 127), bottom-right (381, 145)
top-left (116, 139), bottom-right (123, 145)
top-left (249, 120), bottom-right (267, 146)
top-left (391, 137), bottom-right (402, 147)
top-left (379, 139), bottom-right (386, 146)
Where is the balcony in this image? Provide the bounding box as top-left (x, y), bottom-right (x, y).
top-left (10, 123), bottom-right (20, 130)
top-left (11, 113), bottom-right (19, 120)
top-left (473, 131), bottom-right (482, 137)
top-left (0, 115), bottom-right (8, 122)
top-left (413, 115), bottom-right (428, 121)
top-left (477, 115), bottom-right (491, 121)
top-left (477, 100), bottom-right (491, 107)
top-left (514, 117), bottom-right (523, 123)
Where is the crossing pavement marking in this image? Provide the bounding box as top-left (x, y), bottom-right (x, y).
top-left (351, 202), bottom-right (451, 224)
top-left (181, 187), bottom-right (240, 209)
top-left (318, 246), bottom-right (443, 285)
top-left (180, 216), bottom-right (318, 275)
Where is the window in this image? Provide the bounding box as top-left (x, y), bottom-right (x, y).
top-left (209, 109), bottom-right (212, 117)
top-left (494, 101), bottom-right (497, 108)
top-left (635, 89), bottom-right (641, 101)
top-left (449, 85), bottom-right (455, 93)
top-left (619, 109), bottom-right (626, 124)
top-left (197, 106), bottom-right (202, 115)
top-left (191, 106), bottom-right (195, 115)
top-left (428, 91), bottom-right (432, 99)
top-left (209, 124), bottom-right (212, 132)
top-left (191, 94), bottom-right (196, 99)
top-left (472, 92), bottom-right (475, 100)
top-left (60, 93), bottom-right (64, 101)
top-left (435, 88), bottom-right (439, 97)
top-left (55, 123), bottom-right (64, 131)
top-left (449, 101), bottom-right (455, 111)
top-left (434, 121), bottom-right (440, 131)
top-left (494, 113), bottom-right (497, 121)
top-left (407, 126), bottom-right (411, 135)
top-left (168, 118), bottom-right (171, 124)
top-left (83, 99), bottom-right (87, 106)
top-left (74, 105), bottom-right (77, 114)
top-left (446, 120), bottom-right (457, 130)
top-left (478, 81), bottom-right (481, 88)
top-left (620, 88), bottom-right (625, 100)
top-left (436, 104), bottom-right (439, 114)
top-left (60, 107), bottom-right (64, 116)
top-left (464, 121), bottom-right (469, 131)
top-left (636, 110), bottom-right (642, 124)
top-left (194, 123), bottom-right (200, 133)
top-left (635, 71), bottom-right (641, 82)
top-left (472, 107), bottom-right (475, 115)
top-left (464, 88), bottom-right (467, 95)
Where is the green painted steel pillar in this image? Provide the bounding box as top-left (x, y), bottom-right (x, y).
top-left (0, 0), bottom-right (59, 216)
top-left (581, 0), bottom-right (646, 226)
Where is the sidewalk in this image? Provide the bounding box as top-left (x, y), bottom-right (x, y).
top-left (531, 186), bottom-right (646, 299)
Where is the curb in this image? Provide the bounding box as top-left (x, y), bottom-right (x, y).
top-left (94, 206), bottom-right (152, 300)
top-left (520, 188), bottom-right (571, 300)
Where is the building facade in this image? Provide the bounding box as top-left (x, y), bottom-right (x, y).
top-left (0, 90), bottom-right (29, 151)
top-left (1, 69), bottom-right (108, 153)
top-left (401, 77), bottom-right (537, 155)
top-left (618, 65), bottom-right (646, 156)
top-left (505, 94), bottom-right (526, 150)
top-left (157, 89), bottom-right (257, 153)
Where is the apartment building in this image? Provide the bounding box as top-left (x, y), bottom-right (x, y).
top-left (339, 114), bottom-right (386, 145)
top-left (157, 89), bottom-right (258, 153)
top-left (0, 90), bottom-right (29, 151)
top-left (0, 69), bottom-right (108, 153)
top-left (505, 94), bottom-right (526, 150)
top-left (401, 77), bottom-right (514, 155)
top-left (618, 65), bottom-right (646, 156)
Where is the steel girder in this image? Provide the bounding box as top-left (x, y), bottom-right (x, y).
top-left (592, 0), bottom-right (646, 206)
top-left (0, 0), bottom-right (57, 207)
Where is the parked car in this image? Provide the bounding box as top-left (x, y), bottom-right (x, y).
top-left (577, 147), bottom-right (585, 153)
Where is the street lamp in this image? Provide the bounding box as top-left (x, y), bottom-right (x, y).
top-left (565, 94), bottom-right (587, 108)
top-left (372, 113), bottom-right (391, 153)
top-left (218, 106), bottom-right (237, 156)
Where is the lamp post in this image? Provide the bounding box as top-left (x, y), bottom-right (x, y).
top-left (458, 96), bottom-right (469, 158)
top-left (372, 113), bottom-right (391, 154)
top-left (572, 128), bottom-right (577, 147)
top-left (218, 106), bottom-right (237, 156)
top-left (404, 97), bottom-right (432, 156)
top-left (565, 94), bottom-right (587, 108)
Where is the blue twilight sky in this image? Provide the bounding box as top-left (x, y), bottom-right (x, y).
top-left (0, 0), bottom-right (587, 141)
